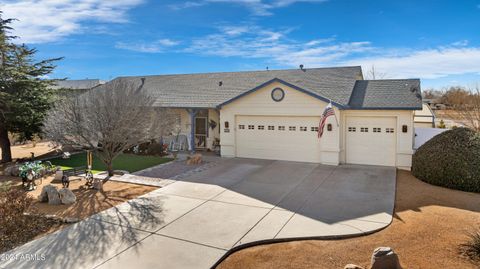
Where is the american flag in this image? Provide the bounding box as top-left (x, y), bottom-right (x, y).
top-left (318, 102), bottom-right (335, 138)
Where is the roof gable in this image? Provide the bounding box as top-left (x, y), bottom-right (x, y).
top-left (348, 79), bottom-right (422, 110)
top-left (217, 78), bottom-right (344, 108)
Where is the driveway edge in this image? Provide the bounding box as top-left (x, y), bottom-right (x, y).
top-left (210, 218), bottom-right (393, 269)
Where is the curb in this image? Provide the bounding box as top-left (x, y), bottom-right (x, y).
top-left (210, 218), bottom-right (393, 269)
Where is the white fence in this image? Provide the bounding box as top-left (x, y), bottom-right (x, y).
top-left (414, 127), bottom-right (448, 150)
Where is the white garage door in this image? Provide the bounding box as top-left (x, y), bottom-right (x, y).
top-left (236, 116), bottom-right (321, 163)
top-left (346, 117), bottom-right (396, 166)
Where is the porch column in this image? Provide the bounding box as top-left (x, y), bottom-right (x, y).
top-left (187, 108), bottom-right (198, 152)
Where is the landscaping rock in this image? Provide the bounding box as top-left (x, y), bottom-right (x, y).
top-left (11, 165), bottom-right (20, 177)
top-left (4, 165), bottom-right (20, 177)
top-left (63, 217), bottom-right (80, 223)
top-left (370, 247), bottom-right (402, 269)
top-left (38, 185), bottom-right (51, 202)
top-left (186, 153), bottom-right (202, 165)
top-left (3, 165), bottom-right (13, 176)
top-left (344, 264), bottom-right (365, 269)
top-left (58, 188), bottom-right (76, 204)
top-left (38, 184), bottom-right (62, 205)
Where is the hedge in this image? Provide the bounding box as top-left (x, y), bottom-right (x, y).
top-left (412, 127), bottom-right (480, 193)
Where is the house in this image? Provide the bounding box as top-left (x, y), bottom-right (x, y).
top-left (414, 103), bottom-right (435, 128)
top-left (115, 66), bottom-right (422, 170)
top-left (51, 79), bottom-right (105, 93)
top-left (423, 98), bottom-right (447, 110)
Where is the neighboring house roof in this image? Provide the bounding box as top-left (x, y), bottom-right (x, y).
top-left (51, 79), bottom-right (105, 90)
top-left (111, 66), bottom-right (422, 110)
top-left (349, 79), bottom-right (422, 110)
top-left (414, 103), bottom-right (436, 123)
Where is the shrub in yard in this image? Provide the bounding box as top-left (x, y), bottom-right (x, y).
top-left (460, 229), bottom-right (480, 263)
top-left (0, 186), bottom-right (61, 252)
top-left (412, 127), bottom-right (480, 192)
top-left (0, 186), bottom-right (34, 251)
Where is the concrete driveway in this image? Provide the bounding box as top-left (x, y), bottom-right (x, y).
top-left (2, 158), bottom-right (396, 269)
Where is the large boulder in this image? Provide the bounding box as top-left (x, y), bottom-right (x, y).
top-left (412, 127), bottom-right (480, 192)
top-left (370, 247), bottom-right (402, 269)
top-left (58, 188), bottom-right (76, 204)
top-left (38, 184), bottom-right (61, 205)
top-left (4, 165), bottom-right (20, 177)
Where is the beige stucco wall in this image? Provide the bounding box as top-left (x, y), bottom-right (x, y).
top-left (414, 121), bottom-right (434, 128)
top-left (215, 80), bottom-right (415, 169)
top-left (219, 81), bottom-right (341, 165)
top-left (340, 110), bottom-right (415, 170)
top-left (207, 109), bottom-right (220, 149)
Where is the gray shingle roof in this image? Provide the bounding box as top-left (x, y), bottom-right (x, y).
top-left (111, 66), bottom-right (422, 110)
top-left (52, 79), bottom-right (104, 90)
top-left (115, 66), bottom-right (363, 108)
top-left (348, 79), bottom-right (422, 109)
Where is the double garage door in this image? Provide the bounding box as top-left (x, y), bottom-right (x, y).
top-left (235, 115), bottom-right (397, 167)
top-left (236, 116), bottom-right (321, 163)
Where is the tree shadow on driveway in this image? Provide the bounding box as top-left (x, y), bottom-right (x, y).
top-left (1, 198), bottom-right (166, 269)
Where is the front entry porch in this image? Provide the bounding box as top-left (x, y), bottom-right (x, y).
top-left (164, 108), bottom-right (220, 153)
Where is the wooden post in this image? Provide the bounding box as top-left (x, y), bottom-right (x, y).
top-left (187, 109), bottom-right (198, 153)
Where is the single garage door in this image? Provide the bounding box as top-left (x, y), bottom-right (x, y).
top-left (236, 115), bottom-right (321, 163)
top-left (346, 116), bottom-right (396, 166)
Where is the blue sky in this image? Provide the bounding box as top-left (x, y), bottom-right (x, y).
top-left (1, 0), bottom-right (480, 89)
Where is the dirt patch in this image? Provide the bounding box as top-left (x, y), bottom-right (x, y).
top-left (217, 171), bottom-right (480, 269)
top-left (1, 142), bottom-right (58, 161)
top-left (0, 175), bottom-right (157, 253)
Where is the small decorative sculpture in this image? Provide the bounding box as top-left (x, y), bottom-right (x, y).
top-left (61, 174), bottom-right (70, 188)
top-left (209, 120), bottom-right (217, 130)
top-left (22, 169), bottom-right (37, 191)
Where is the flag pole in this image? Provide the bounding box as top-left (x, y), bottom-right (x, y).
top-left (330, 100), bottom-right (340, 127)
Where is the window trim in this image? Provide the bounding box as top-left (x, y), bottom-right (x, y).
top-left (271, 87), bottom-right (285, 102)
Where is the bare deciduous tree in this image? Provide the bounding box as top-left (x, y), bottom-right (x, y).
top-left (422, 89), bottom-right (443, 99)
top-left (43, 79), bottom-right (178, 177)
top-left (451, 86), bottom-right (480, 132)
top-left (364, 65), bottom-right (387, 80)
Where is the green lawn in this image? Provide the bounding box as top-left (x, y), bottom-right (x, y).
top-left (48, 152), bottom-right (172, 174)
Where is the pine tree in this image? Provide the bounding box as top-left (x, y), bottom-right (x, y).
top-left (0, 12), bottom-right (62, 162)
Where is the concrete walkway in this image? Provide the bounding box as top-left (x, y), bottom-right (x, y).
top-left (1, 158), bottom-right (396, 269)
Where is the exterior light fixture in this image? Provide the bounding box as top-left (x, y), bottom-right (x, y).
top-left (327, 124), bottom-right (332, 131)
